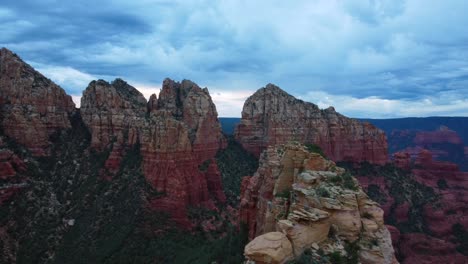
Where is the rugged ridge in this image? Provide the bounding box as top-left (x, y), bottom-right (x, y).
top-left (235, 84), bottom-right (388, 165)
top-left (80, 77), bottom-right (226, 226)
top-left (354, 150), bottom-right (468, 263)
top-left (241, 143), bottom-right (397, 263)
top-left (0, 48), bottom-right (75, 156)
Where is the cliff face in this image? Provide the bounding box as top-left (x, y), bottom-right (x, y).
top-left (0, 48), bottom-right (75, 156)
top-left (80, 78), bottom-right (226, 226)
top-left (235, 84), bottom-right (388, 165)
top-left (241, 143), bottom-right (397, 264)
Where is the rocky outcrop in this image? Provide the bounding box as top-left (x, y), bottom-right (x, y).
top-left (157, 79), bottom-right (227, 162)
top-left (80, 78), bottom-right (226, 226)
top-left (244, 232), bottom-right (293, 264)
top-left (0, 48), bottom-right (75, 155)
top-left (356, 149), bottom-right (468, 262)
top-left (241, 143), bottom-right (397, 263)
top-left (234, 84), bottom-right (388, 165)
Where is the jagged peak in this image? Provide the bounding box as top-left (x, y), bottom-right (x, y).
top-left (0, 47), bottom-right (15, 56)
top-left (248, 83), bottom-right (320, 110)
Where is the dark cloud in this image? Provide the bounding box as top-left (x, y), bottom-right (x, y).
top-left (0, 0), bottom-right (467, 117)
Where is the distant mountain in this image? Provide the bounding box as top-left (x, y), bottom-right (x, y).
top-left (219, 117), bottom-right (241, 135)
top-left (361, 117), bottom-right (468, 143)
top-left (362, 117), bottom-right (468, 171)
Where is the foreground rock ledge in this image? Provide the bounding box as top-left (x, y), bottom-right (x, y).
top-left (242, 143), bottom-right (398, 264)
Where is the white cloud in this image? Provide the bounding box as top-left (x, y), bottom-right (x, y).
top-left (300, 90), bottom-right (468, 118)
top-left (32, 63), bottom-right (96, 93)
top-left (210, 89), bottom-right (255, 117)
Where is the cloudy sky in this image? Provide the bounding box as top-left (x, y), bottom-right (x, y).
top-left (1, 0), bottom-right (468, 118)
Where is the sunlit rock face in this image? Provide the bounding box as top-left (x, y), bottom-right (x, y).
top-left (0, 48), bottom-right (75, 156)
top-left (241, 143), bottom-right (398, 264)
top-left (235, 84), bottom-right (388, 165)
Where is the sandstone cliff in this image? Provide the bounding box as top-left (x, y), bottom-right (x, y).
top-left (80, 78), bottom-right (226, 226)
top-left (0, 48), bottom-right (75, 156)
top-left (235, 84), bottom-right (388, 165)
top-left (241, 143), bottom-right (397, 264)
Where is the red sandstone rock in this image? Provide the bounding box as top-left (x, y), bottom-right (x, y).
top-left (414, 126), bottom-right (463, 145)
top-left (0, 48), bottom-right (75, 156)
top-left (158, 79), bottom-right (227, 163)
top-left (234, 84), bottom-right (388, 165)
top-left (0, 143), bottom-right (28, 205)
top-left (389, 127), bottom-right (467, 168)
top-left (81, 78), bottom-right (227, 227)
top-left (393, 152), bottom-right (411, 170)
top-left (357, 149), bottom-right (468, 262)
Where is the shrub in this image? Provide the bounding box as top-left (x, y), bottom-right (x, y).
top-left (342, 172), bottom-right (358, 191)
top-left (275, 189), bottom-right (291, 199)
top-left (437, 179), bottom-right (448, 189)
top-left (316, 187), bottom-right (330, 198)
top-left (305, 143), bottom-right (327, 158)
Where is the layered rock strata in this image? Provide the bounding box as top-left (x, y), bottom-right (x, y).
top-left (235, 84), bottom-right (388, 165)
top-left (0, 48), bottom-right (75, 155)
top-left (81, 78), bottom-right (226, 226)
top-left (241, 143), bottom-right (397, 264)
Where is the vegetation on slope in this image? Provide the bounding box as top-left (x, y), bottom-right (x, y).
top-left (216, 135), bottom-right (259, 204)
top-left (338, 161), bottom-right (439, 234)
top-left (0, 123), bottom-right (256, 263)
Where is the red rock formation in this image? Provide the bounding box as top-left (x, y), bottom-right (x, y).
top-left (393, 152), bottom-right (411, 170)
top-left (0, 48), bottom-right (75, 156)
top-left (358, 149), bottom-right (468, 262)
top-left (414, 126), bottom-right (463, 145)
top-left (81, 78), bottom-right (226, 227)
top-left (235, 84), bottom-right (388, 165)
top-left (0, 138), bottom-right (28, 205)
top-left (388, 127), bottom-right (467, 170)
top-left (241, 143), bottom-right (397, 263)
top-left (158, 79), bottom-right (226, 163)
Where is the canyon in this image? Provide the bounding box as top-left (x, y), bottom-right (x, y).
top-left (1, 47), bottom-right (466, 263)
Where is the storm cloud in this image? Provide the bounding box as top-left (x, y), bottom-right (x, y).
top-left (1, 0), bottom-right (467, 117)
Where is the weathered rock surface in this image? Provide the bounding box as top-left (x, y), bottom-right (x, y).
top-left (235, 84), bottom-right (388, 164)
top-left (0, 48), bottom-right (75, 155)
top-left (0, 137), bottom-right (28, 206)
top-left (244, 232), bottom-right (293, 264)
top-left (81, 78), bottom-right (226, 226)
top-left (242, 143), bottom-right (397, 263)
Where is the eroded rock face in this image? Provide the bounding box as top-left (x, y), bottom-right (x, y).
top-left (0, 137), bottom-right (28, 206)
top-left (158, 79), bottom-right (227, 162)
top-left (242, 143), bottom-right (397, 263)
top-left (244, 232), bottom-right (293, 264)
top-left (235, 84), bottom-right (388, 164)
top-left (80, 78), bottom-right (226, 226)
top-left (0, 48), bottom-right (75, 155)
